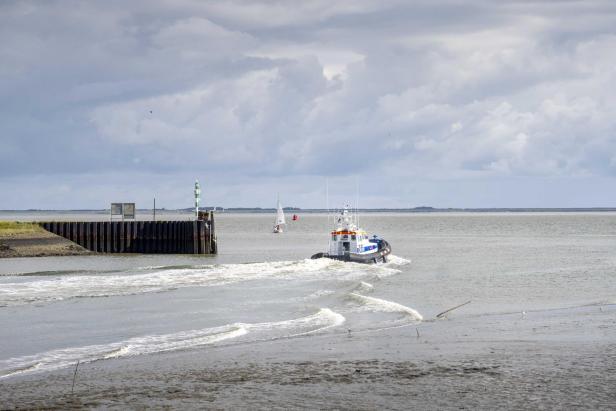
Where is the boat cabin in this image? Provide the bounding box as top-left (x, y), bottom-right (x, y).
top-left (328, 208), bottom-right (380, 257)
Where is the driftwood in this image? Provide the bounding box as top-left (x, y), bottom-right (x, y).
top-left (71, 360), bottom-right (80, 394)
top-left (436, 300), bottom-right (471, 318)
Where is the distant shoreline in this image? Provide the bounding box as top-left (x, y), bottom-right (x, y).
top-left (1, 207), bottom-right (616, 213)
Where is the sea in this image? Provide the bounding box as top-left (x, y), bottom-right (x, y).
top-left (0, 211), bottom-right (615, 409)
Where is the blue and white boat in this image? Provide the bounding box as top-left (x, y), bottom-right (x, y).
top-left (311, 206), bottom-right (391, 264)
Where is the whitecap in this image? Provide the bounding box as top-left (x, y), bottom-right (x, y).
top-left (348, 292), bottom-right (423, 321)
top-left (354, 281), bottom-right (374, 293)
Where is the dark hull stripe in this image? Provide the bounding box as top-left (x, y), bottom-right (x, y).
top-left (311, 241), bottom-right (391, 264)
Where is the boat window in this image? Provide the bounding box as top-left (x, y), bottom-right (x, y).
top-left (343, 235), bottom-right (348, 239)
top-left (351, 235), bottom-right (356, 240)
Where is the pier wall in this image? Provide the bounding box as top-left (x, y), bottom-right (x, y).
top-left (39, 214), bottom-right (217, 255)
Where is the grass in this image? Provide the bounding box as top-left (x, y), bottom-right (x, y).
top-left (0, 221), bottom-right (44, 237)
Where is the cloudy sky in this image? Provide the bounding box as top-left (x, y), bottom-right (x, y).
top-left (1, 0), bottom-right (615, 209)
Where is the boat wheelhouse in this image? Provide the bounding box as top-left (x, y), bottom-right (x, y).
top-left (311, 206), bottom-right (391, 264)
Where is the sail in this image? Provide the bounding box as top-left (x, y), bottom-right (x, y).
top-left (276, 198), bottom-right (286, 225)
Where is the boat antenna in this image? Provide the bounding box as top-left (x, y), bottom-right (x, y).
top-left (326, 177), bottom-right (329, 226)
top-left (355, 176), bottom-right (359, 228)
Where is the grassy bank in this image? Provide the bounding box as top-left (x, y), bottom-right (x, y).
top-left (0, 221), bottom-right (89, 257)
top-left (0, 221), bottom-right (44, 237)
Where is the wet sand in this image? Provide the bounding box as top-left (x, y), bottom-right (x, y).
top-left (2, 305), bottom-right (614, 410)
top-left (0, 230), bottom-right (89, 258)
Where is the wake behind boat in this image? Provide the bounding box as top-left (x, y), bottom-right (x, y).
top-left (311, 206), bottom-right (391, 264)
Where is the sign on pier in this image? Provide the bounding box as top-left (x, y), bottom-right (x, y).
top-left (111, 203), bottom-right (136, 220)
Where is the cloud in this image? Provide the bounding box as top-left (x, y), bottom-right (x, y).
top-left (1, 0), bottom-right (615, 208)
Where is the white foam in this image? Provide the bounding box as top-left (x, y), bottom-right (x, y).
top-left (0, 258), bottom-right (400, 306)
top-left (0, 308), bottom-right (344, 379)
top-left (248, 308), bottom-right (345, 336)
top-left (0, 324), bottom-right (245, 380)
top-left (287, 308), bottom-right (346, 336)
top-left (355, 281), bottom-right (374, 293)
top-left (385, 255), bottom-right (412, 266)
top-left (286, 289), bottom-right (336, 303)
top-left (348, 292), bottom-right (423, 321)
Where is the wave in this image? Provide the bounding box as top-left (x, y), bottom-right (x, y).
top-left (384, 255), bottom-right (411, 266)
top-left (0, 258), bottom-right (403, 307)
top-left (348, 293), bottom-right (423, 321)
top-left (285, 289), bottom-right (336, 303)
top-left (1, 269), bottom-right (109, 277)
top-left (0, 308), bottom-right (344, 379)
top-left (354, 281), bottom-right (374, 293)
top-left (248, 308), bottom-right (346, 338)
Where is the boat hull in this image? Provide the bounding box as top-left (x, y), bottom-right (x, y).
top-left (311, 240), bottom-right (391, 264)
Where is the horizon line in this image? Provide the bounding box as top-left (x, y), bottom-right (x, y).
top-left (2, 207), bottom-right (616, 213)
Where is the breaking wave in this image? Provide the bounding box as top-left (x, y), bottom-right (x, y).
top-left (0, 308), bottom-right (344, 379)
top-left (384, 255), bottom-right (411, 266)
top-left (354, 281), bottom-right (374, 293)
top-left (348, 293), bottom-right (423, 321)
top-left (0, 258), bottom-right (405, 307)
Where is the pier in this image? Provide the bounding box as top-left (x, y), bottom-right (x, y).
top-left (38, 212), bottom-right (217, 255)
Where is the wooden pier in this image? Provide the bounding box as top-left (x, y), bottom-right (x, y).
top-left (39, 212), bottom-right (217, 255)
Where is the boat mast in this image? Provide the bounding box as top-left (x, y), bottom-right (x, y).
top-left (355, 176), bottom-right (359, 228)
top-left (326, 177), bottom-right (330, 227)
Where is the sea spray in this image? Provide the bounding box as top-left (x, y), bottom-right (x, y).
top-left (384, 255), bottom-right (412, 266)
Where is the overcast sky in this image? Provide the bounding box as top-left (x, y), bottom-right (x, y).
top-left (1, 0), bottom-right (615, 209)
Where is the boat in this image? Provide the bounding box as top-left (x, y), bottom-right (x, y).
top-left (311, 206), bottom-right (391, 264)
top-left (273, 196), bottom-right (285, 233)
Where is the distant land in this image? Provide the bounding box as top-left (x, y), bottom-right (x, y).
top-left (2, 207), bottom-right (616, 213)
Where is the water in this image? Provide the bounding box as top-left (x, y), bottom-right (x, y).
top-left (1, 212), bottom-right (615, 408)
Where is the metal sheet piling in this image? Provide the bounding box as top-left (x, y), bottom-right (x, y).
top-left (38, 213), bottom-right (217, 255)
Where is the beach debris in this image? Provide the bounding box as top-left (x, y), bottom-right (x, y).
top-left (521, 311), bottom-right (527, 319)
top-left (436, 300), bottom-right (471, 319)
top-left (71, 360), bottom-right (80, 394)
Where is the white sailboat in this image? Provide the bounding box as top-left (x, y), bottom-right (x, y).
top-left (273, 196), bottom-right (286, 233)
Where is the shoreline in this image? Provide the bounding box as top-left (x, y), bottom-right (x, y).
top-left (2, 305), bottom-right (614, 409)
top-left (0, 230), bottom-right (90, 258)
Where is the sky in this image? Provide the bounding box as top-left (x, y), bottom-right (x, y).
top-left (1, 0), bottom-right (615, 209)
